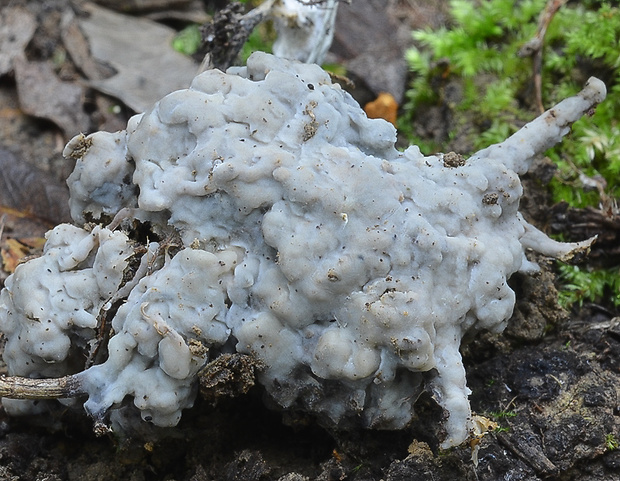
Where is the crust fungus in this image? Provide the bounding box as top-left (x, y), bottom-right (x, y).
top-left (0, 53), bottom-right (605, 448)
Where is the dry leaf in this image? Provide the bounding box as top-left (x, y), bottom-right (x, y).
top-left (0, 7), bottom-right (36, 76)
top-left (0, 209), bottom-right (46, 277)
top-left (75, 2), bottom-right (199, 112)
top-left (470, 414), bottom-right (499, 466)
top-left (0, 206), bottom-right (52, 245)
top-left (15, 236), bottom-right (47, 250)
top-left (0, 148), bottom-right (71, 224)
top-left (14, 59), bottom-right (90, 137)
top-left (61, 9), bottom-right (109, 81)
top-left (1, 238), bottom-right (35, 273)
top-left (332, 2), bottom-right (409, 102)
top-left (364, 92), bottom-right (398, 126)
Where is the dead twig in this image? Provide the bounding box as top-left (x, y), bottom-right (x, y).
top-left (496, 431), bottom-right (559, 477)
top-left (519, 0), bottom-right (569, 113)
top-left (297, 0), bottom-right (350, 6)
top-left (0, 374), bottom-right (85, 400)
top-left (0, 213), bottom-right (6, 244)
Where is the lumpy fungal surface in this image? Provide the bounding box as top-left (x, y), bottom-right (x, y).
top-left (0, 53), bottom-right (605, 448)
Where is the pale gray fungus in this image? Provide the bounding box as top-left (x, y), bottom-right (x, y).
top-left (0, 53), bottom-right (605, 448)
top-left (271, 0), bottom-right (339, 65)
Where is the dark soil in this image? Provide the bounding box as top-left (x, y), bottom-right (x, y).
top-left (0, 1), bottom-right (619, 480)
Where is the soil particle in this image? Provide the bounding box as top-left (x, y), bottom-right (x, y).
top-left (198, 353), bottom-right (263, 404)
top-left (442, 151), bottom-right (465, 168)
top-left (223, 449), bottom-right (271, 481)
top-left (465, 331), bottom-right (620, 480)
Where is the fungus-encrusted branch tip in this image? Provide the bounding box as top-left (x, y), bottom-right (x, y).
top-left (520, 220), bottom-right (597, 263)
top-left (584, 76), bottom-right (607, 104)
top-left (474, 75), bottom-right (607, 174)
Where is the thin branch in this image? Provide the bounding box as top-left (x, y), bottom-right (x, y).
top-left (519, 0), bottom-right (569, 113)
top-left (297, 0), bottom-right (350, 6)
top-left (0, 374), bottom-right (85, 400)
top-left (0, 214), bottom-right (6, 244)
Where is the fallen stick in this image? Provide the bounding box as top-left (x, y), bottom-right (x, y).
top-left (0, 374), bottom-right (85, 399)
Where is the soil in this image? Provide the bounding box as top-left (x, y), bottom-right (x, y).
top-left (0, 1), bottom-right (619, 480)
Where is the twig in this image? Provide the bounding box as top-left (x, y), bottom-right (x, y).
top-left (0, 374), bottom-right (85, 399)
top-left (496, 432), bottom-right (559, 476)
top-left (519, 0), bottom-right (569, 113)
top-left (0, 214), bottom-right (6, 244)
top-left (297, 0), bottom-right (350, 6)
top-left (85, 241), bottom-right (158, 368)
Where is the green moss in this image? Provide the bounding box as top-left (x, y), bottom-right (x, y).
top-left (240, 22), bottom-right (275, 62)
top-left (557, 264), bottom-right (620, 308)
top-left (402, 0), bottom-right (620, 308)
top-left (402, 0), bottom-right (543, 148)
top-left (490, 410), bottom-right (517, 419)
top-left (172, 24), bottom-right (202, 56)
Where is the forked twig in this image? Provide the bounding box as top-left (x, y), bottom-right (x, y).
top-left (519, 0), bottom-right (569, 113)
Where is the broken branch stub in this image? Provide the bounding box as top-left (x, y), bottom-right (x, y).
top-left (0, 374), bottom-right (85, 400)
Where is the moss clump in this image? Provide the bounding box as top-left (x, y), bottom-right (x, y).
top-left (402, 0), bottom-right (620, 308)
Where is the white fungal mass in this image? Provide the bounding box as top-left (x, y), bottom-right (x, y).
top-left (0, 53), bottom-right (604, 448)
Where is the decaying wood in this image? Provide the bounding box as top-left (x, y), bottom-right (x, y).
top-left (198, 0), bottom-right (277, 71)
top-left (550, 202), bottom-right (620, 265)
top-left (199, 353), bottom-right (264, 404)
top-left (497, 432), bottom-right (560, 477)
